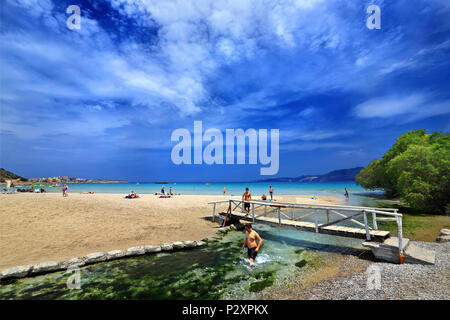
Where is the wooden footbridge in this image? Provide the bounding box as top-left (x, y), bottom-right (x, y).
top-left (208, 199), bottom-right (405, 255)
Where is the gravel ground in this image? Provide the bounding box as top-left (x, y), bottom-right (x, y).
top-left (307, 241), bottom-right (450, 300)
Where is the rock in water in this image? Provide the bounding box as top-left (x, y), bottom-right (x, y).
top-left (0, 265), bottom-right (32, 278)
top-left (144, 245), bottom-right (162, 253)
top-left (160, 243), bottom-right (173, 251)
top-left (84, 252), bottom-right (107, 264)
top-left (172, 242), bottom-right (185, 250)
top-left (31, 261), bottom-right (60, 275)
top-left (126, 246), bottom-right (145, 256)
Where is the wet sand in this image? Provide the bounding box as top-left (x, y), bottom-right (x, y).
top-left (0, 193), bottom-right (341, 270)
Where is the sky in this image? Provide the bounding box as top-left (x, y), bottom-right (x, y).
top-left (1, 0), bottom-right (450, 182)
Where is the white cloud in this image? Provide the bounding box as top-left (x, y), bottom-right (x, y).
top-left (353, 94), bottom-right (450, 121)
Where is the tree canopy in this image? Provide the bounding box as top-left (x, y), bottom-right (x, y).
top-left (356, 130), bottom-right (450, 214)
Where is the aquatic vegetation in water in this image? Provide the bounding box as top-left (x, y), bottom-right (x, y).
top-left (295, 260), bottom-right (307, 268)
top-left (0, 224), bottom-right (367, 300)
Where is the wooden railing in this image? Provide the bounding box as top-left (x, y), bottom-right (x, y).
top-left (208, 199), bottom-right (404, 255)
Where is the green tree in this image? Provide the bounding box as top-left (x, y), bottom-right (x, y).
top-left (356, 130), bottom-right (450, 214)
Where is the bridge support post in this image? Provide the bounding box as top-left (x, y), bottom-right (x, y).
top-left (278, 207), bottom-right (281, 225)
top-left (212, 203), bottom-right (216, 222)
top-left (363, 210), bottom-right (371, 241)
top-left (372, 212), bottom-right (378, 230)
top-left (314, 209), bottom-right (318, 232)
top-left (252, 203), bottom-right (255, 223)
top-left (397, 216), bottom-right (404, 255)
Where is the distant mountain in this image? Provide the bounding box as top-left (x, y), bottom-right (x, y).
top-left (0, 168), bottom-right (27, 182)
top-left (257, 167), bottom-right (364, 183)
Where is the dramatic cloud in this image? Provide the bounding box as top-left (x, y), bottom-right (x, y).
top-left (1, 0), bottom-right (449, 180)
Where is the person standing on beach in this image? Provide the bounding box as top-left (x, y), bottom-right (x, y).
top-left (242, 223), bottom-right (262, 263)
top-left (269, 186), bottom-right (273, 200)
top-left (242, 187), bottom-right (252, 216)
top-left (169, 187), bottom-right (173, 195)
top-left (223, 186), bottom-right (226, 195)
top-left (161, 186), bottom-right (165, 194)
top-left (344, 187), bottom-right (349, 199)
top-left (62, 184), bottom-right (68, 197)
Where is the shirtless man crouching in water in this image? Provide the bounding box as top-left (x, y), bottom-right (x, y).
top-left (242, 223), bottom-right (262, 264)
top-left (242, 187), bottom-right (252, 217)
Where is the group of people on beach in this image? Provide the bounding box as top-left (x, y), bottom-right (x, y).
top-left (240, 187), bottom-right (263, 264)
top-left (158, 186), bottom-right (178, 196)
top-left (239, 185), bottom-right (350, 264)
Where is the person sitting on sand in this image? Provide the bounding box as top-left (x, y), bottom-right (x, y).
top-left (261, 194), bottom-right (267, 200)
top-left (242, 187), bottom-right (252, 216)
top-left (126, 191), bottom-right (139, 199)
top-left (242, 223), bottom-right (262, 264)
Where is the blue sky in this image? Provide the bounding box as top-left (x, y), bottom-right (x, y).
top-left (1, 0), bottom-right (449, 182)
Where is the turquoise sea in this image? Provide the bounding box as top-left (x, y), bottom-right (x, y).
top-left (34, 181), bottom-right (376, 206)
top-left (1, 182), bottom-right (388, 299)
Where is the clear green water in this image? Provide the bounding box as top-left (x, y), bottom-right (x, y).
top-left (0, 224), bottom-right (366, 300)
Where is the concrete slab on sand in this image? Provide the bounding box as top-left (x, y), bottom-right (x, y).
top-left (363, 237), bottom-right (436, 265)
top-left (404, 243), bottom-right (436, 265)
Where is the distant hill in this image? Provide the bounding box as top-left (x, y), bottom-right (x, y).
top-left (257, 167), bottom-right (364, 183)
top-left (0, 168), bottom-right (27, 182)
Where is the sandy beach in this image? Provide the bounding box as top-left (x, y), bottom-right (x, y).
top-left (0, 193), bottom-right (341, 270)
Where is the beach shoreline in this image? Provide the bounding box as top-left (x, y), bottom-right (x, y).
top-left (0, 193), bottom-right (342, 270)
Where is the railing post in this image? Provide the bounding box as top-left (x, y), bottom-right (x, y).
top-left (326, 209), bottom-right (330, 224)
top-left (278, 207), bottom-right (281, 225)
top-left (213, 203), bottom-right (216, 222)
top-left (363, 210), bottom-right (371, 241)
top-left (252, 203), bottom-right (255, 223)
top-left (372, 212), bottom-right (378, 230)
top-left (314, 209), bottom-right (318, 232)
top-left (397, 215), bottom-right (404, 255)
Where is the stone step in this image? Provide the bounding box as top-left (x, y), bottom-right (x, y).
top-left (404, 243), bottom-right (436, 265)
top-left (379, 237), bottom-right (410, 252)
top-left (363, 238), bottom-right (435, 264)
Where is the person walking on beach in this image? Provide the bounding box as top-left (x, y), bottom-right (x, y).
top-left (223, 186), bottom-right (226, 196)
top-left (242, 187), bottom-right (252, 216)
top-left (269, 186), bottom-right (273, 200)
top-left (242, 223), bottom-right (262, 264)
top-left (344, 187), bottom-right (349, 199)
